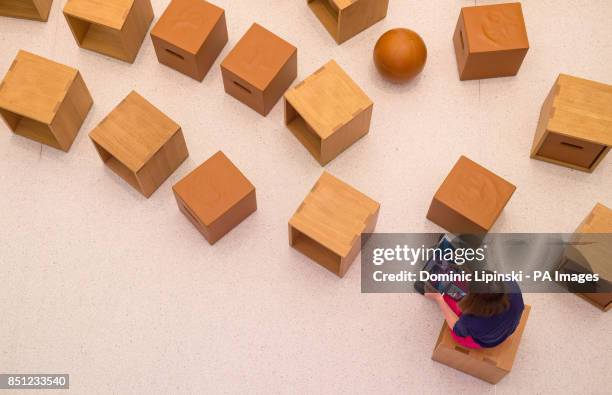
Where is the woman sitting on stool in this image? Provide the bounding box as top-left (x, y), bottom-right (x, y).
top-left (424, 278), bottom-right (524, 349)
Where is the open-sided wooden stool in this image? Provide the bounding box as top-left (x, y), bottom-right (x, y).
top-left (432, 305), bottom-right (531, 384)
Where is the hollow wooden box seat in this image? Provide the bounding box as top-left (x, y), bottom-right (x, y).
top-left (432, 305), bottom-right (531, 384)
top-left (63, 0), bottom-right (154, 63)
top-left (89, 91), bottom-right (188, 198)
top-left (560, 203), bottom-right (612, 311)
top-left (288, 171), bottom-right (380, 277)
top-left (0, 0), bottom-right (53, 21)
top-left (0, 50), bottom-right (93, 151)
top-left (307, 0), bottom-right (389, 44)
top-left (530, 74), bottom-right (612, 172)
top-left (284, 60), bottom-right (373, 165)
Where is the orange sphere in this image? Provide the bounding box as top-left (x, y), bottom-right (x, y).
top-left (374, 28), bottom-right (427, 83)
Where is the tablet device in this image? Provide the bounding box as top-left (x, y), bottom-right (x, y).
top-left (422, 235), bottom-right (469, 301)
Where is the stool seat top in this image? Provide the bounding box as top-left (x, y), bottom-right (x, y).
top-left (0, 50), bottom-right (77, 124)
top-left (173, 151), bottom-right (255, 227)
top-left (289, 171), bottom-right (379, 258)
top-left (434, 156), bottom-right (516, 232)
top-left (221, 23), bottom-right (296, 92)
top-left (89, 91), bottom-right (180, 172)
top-left (151, 0), bottom-right (225, 55)
top-left (284, 60), bottom-right (372, 140)
top-left (460, 2), bottom-right (529, 53)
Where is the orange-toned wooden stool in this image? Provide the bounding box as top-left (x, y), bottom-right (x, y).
top-left (173, 151), bottom-right (256, 244)
top-left (427, 156), bottom-right (516, 235)
top-left (151, 0), bottom-right (227, 81)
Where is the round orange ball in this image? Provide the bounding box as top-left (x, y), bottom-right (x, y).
top-left (374, 28), bottom-right (427, 83)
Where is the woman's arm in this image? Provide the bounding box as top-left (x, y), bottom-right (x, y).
top-left (424, 291), bottom-right (459, 330)
top-left (435, 296), bottom-right (459, 329)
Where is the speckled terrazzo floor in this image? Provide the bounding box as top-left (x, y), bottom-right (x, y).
top-left (1, 1), bottom-right (611, 393)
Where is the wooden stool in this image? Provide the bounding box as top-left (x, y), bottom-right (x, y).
top-left (426, 156), bottom-right (516, 235)
top-left (0, 0), bottom-right (53, 21)
top-left (89, 91), bottom-right (188, 198)
top-left (63, 0), bottom-right (154, 63)
top-left (173, 151), bottom-right (256, 244)
top-left (284, 60), bottom-right (373, 165)
top-left (221, 23), bottom-right (297, 116)
top-left (308, 0), bottom-right (388, 44)
top-left (289, 171), bottom-right (380, 277)
top-left (531, 74), bottom-right (612, 172)
top-left (432, 305), bottom-right (531, 384)
top-left (0, 50), bottom-right (93, 151)
top-left (453, 2), bottom-right (529, 80)
top-left (560, 203), bottom-right (612, 311)
top-left (150, 0), bottom-right (228, 81)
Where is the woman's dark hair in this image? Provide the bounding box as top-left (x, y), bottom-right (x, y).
top-left (459, 273), bottom-right (510, 317)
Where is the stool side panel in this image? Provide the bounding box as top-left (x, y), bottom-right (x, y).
top-left (49, 72), bottom-right (93, 151)
top-left (577, 203), bottom-right (612, 233)
top-left (531, 82), bottom-right (559, 156)
top-left (570, 204), bottom-right (612, 311)
top-left (459, 48), bottom-right (528, 81)
top-left (262, 48), bottom-right (297, 116)
top-left (307, 0), bottom-right (340, 42)
top-left (221, 65), bottom-right (266, 115)
top-left (320, 103), bottom-right (372, 165)
top-left (496, 304), bottom-right (531, 370)
top-left (175, 191), bottom-right (213, 241)
top-left (336, 0), bottom-right (388, 44)
top-left (32, 0), bottom-right (53, 20)
top-left (338, 206), bottom-right (379, 277)
top-left (151, 34), bottom-right (200, 79)
top-left (136, 128), bottom-right (188, 197)
top-left (206, 189), bottom-right (257, 244)
top-left (536, 131), bottom-right (606, 170)
top-left (577, 292), bottom-right (612, 311)
top-left (0, 0), bottom-right (51, 21)
top-left (453, 13), bottom-right (469, 79)
top-left (119, 0), bottom-right (154, 63)
top-left (193, 12), bottom-right (228, 80)
top-left (426, 197), bottom-right (486, 235)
